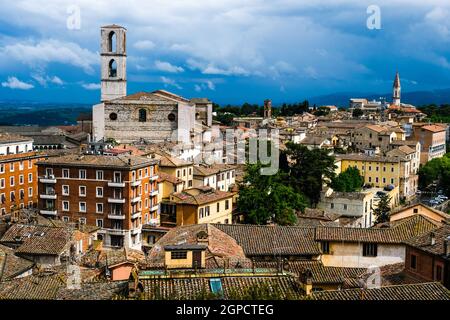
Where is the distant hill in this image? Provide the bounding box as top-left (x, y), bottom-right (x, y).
top-left (307, 88), bottom-right (450, 108)
top-left (0, 101), bottom-right (91, 126)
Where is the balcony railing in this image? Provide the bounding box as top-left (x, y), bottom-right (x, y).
top-left (40, 209), bottom-right (57, 216)
top-left (108, 213), bottom-right (126, 220)
top-left (108, 197), bottom-right (126, 204)
top-left (130, 180), bottom-right (141, 187)
top-left (105, 228), bottom-right (127, 236)
top-left (108, 181), bottom-right (125, 187)
top-left (40, 175), bottom-right (57, 184)
top-left (150, 175), bottom-right (159, 182)
top-left (40, 190), bottom-right (57, 200)
top-left (150, 189), bottom-right (159, 197)
top-left (150, 204), bottom-right (159, 212)
top-left (131, 196), bottom-right (141, 203)
top-left (131, 211), bottom-right (142, 219)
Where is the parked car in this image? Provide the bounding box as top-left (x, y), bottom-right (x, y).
top-left (429, 200), bottom-right (439, 206)
top-left (437, 195), bottom-right (448, 201)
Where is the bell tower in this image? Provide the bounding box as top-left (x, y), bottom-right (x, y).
top-left (392, 71), bottom-right (401, 106)
top-left (100, 25), bottom-right (127, 102)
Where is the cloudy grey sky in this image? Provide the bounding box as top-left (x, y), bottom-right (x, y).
top-left (0, 0), bottom-right (449, 104)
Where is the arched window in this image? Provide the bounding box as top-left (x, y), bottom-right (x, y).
top-left (109, 59), bottom-right (117, 77)
top-left (138, 109), bottom-right (147, 122)
top-left (16, 146), bottom-right (19, 153)
top-left (6, 147), bottom-right (10, 154)
top-left (108, 31), bottom-right (116, 52)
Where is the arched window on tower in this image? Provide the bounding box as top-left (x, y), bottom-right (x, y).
top-left (108, 31), bottom-right (116, 52)
top-left (109, 59), bottom-right (117, 77)
top-left (138, 109), bottom-right (147, 122)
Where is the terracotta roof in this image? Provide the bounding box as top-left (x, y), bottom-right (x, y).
top-left (145, 224), bottom-right (249, 269)
top-left (311, 282), bottom-right (450, 300)
top-left (404, 224), bottom-right (450, 257)
top-left (0, 133), bottom-right (32, 144)
top-left (139, 275), bottom-right (303, 300)
top-left (37, 153), bottom-right (158, 169)
top-left (214, 224), bottom-right (321, 257)
top-left (421, 124), bottom-right (447, 133)
top-left (193, 164), bottom-right (236, 177)
top-left (1, 224), bottom-right (71, 256)
top-left (157, 171), bottom-right (184, 185)
top-left (0, 244), bottom-right (34, 280)
top-left (156, 153), bottom-right (192, 167)
top-left (171, 187), bottom-right (234, 205)
top-left (315, 215), bottom-right (439, 244)
top-left (255, 260), bottom-right (365, 285)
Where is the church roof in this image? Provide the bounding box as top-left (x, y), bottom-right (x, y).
top-left (109, 90), bottom-right (193, 104)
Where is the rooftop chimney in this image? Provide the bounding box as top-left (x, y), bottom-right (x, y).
top-left (430, 232), bottom-right (436, 246)
top-left (445, 236), bottom-right (450, 256)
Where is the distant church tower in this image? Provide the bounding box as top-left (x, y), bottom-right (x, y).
top-left (101, 25), bottom-right (127, 102)
top-left (392, 72), bottom-right (401, 106)
top-left (264, 99), bottom-right (272, 119)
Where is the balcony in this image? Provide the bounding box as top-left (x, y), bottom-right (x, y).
top-left (130, 180), bottom-right (141, 187)
top-left (108, 197), bottom-right (126, 204)
top-left (131, 211), bottom-right (141, 220)
top-left (150, 204), bottom-right (159, 212)
top-left (150, 189), bottom-right (159, 197)
top-left (40, 209), bottom-right (57, 216)
top-left (108, 181), bottom-right (125, 187)
top-left (40, 175), bottom-right (56, 184)
top-left (108, 213), bottom-right (126, 220)
top-left (131, 196), bottom-right (141, 203)
top-left (149, 218), bottom-right (159, 226)
top-left (105, 228), bottom-right (127, 236)
top-left (40, 190), bottom-right (57, 200)
top-left (150, 175), bottom-right (159, 182)
top-left (131, 227), bottom-right (141, 235)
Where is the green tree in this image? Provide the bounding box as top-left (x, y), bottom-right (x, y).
top-left (418, 152), bottom-right (450, 196)
top-left (373, 194), bottom-right (391, 224)
top-left (237, 162), bottom-right (307, 225)
top-left (281, 142), bottom-right (336, 206)
top-left (352, 108), bottom-right (364, 118)
top-left (331, 166), bottom-right (364, 192)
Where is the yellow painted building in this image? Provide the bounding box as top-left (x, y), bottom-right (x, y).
top-left (155, 153), bottom-right (194, 190)
top-left (170, 187), bottom-right (234, 226)
top-left (336, 153), bottom-right (417, 200)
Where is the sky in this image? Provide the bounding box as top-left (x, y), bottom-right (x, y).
top-left (0, 0), bottom-right (450, 105)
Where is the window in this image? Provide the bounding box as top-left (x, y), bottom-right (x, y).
top-left (79, 186), bottom-right (86, 197)
top-left (28, 160), bottom-right (32, 169)
top-left (188, 180), bottom-right (193, 187)
top-left (410, 254), bottom-right (417, 269)
top-left (205, 206), bottom-right (210, 216)
top-left (147, 235), bottom-right (156, 244)
top-left (96, 203), bottom-right (103, 214)
top-left (343, 204), bottom-right (348, 210)
top-left (79, 202), bottom-right (86, 212)
top-left (109, 59), bottom-right (117, 77)
top-left (10, 177), bottom-right (14, 187)
top-left (96, 219), bottom-right (103, 228)
top-left (171, 251), bottom-right (187, 260)
top-left (28, 187), bottom-right (33, 197)
top-left (413, 208), bottom-right (418, 213)
top-left (225, 200), bottom-right (229, 210)
top-left (108, 31), bottom-right (116, 52)
top-left (19, 175), bottom-right (24, 185)
top-left (96, 187), bottom-right (103, 198)
top-left (63, 216), bottom-right (70, 222)
top-left (199, 207), bottom-right (204, 219)
top-left (79, 217), bottom-right (86, 225)
top-left (0, 179), bottom-right (4, 189)
top-left (19, 161), bottom-right (24, 170)
top-left (62, 185), bottom-right (69, 195)
top-left (168, 113), bottom-right (176, 122)
top-left (0, 164), bottom-right (3, 173)
top-left (183, 169), bottom-right (186, 177)
top-left (362, 243), bottom-right (378, 257)
top-left (138, 109), bottom-right (147, 122)
top-left (28, 173), bottom-right (33, 183)
top-left (217, 202), bottom-right (220, 212)
top-left (109, 113), bottom-right (118, 121)
top-left (330, 203), bottom-right (334, 209)
top-left (62, 201), bottom-right (69, 211)
top-left (321, 241), bottom-right (330, 254)
top-left (96, 170), bottom-right (104, 180)
top-left (435, 265), bottom-right (443, 281)
top-left (10, 163), bottom-right (14, 172)
top-left (79, 170), bottom-right (86, 179)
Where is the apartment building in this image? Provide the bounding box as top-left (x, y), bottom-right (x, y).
top-left (193, 164), bottom-right (236, 191)
top-left (351, 124), bottom-right (405, 152)
top-left (168, 186), bottom-right (234, 226)
top-left (336, 153), bottom-right (418, 200)
top-left (36, 154), bottom-right (159, 249)
top-left (0, 134), bottom-right (43, 215)
top-left (156, 152), bottom-right (194, 190)
top-left (411, 123), bottom-right (447, 164)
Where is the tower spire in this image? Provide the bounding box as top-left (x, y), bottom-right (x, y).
top-left (392, 71), bottom-right (401, 106)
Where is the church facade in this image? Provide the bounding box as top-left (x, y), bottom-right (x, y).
top-left (92, 25), bottom-right (212, 144)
